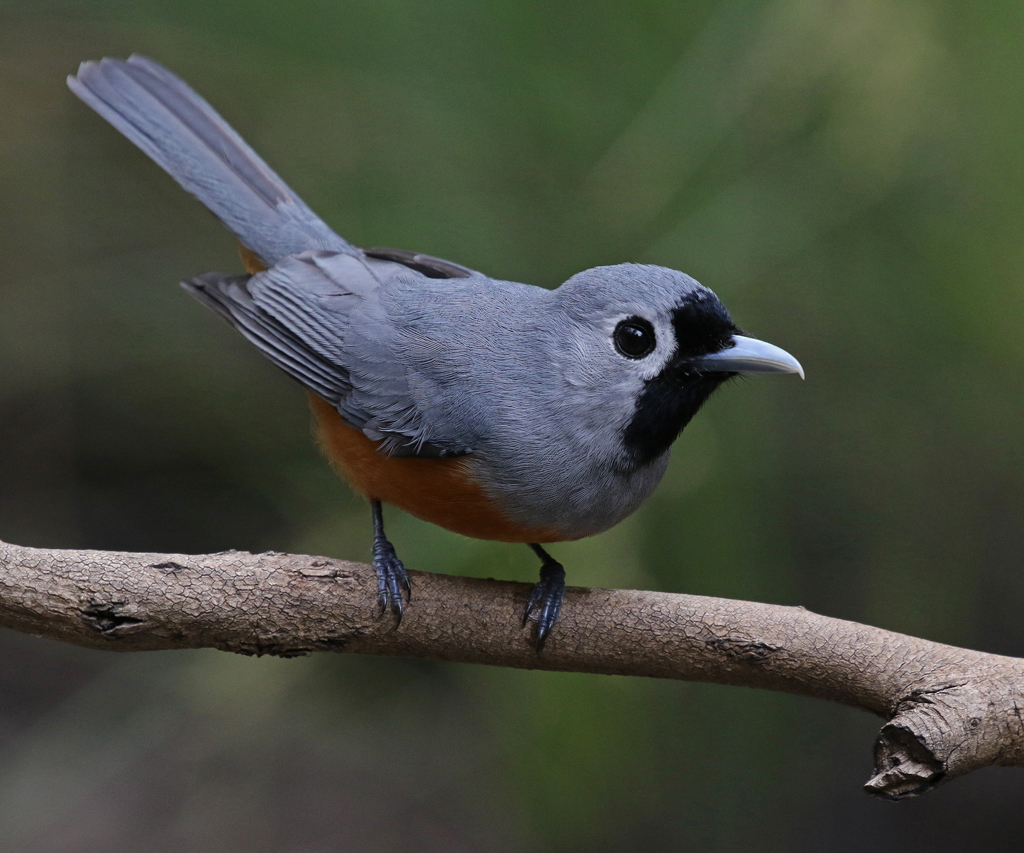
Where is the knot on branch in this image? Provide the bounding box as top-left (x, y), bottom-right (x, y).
top-left (865, 676), bottom-right (1024, 799)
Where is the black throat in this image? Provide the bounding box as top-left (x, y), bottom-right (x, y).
top-left (620, 293), bottom-right (738, 470)
top-left (620, 372), bottom-right (732, 469)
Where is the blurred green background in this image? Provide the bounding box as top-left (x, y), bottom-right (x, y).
top-left (2, 0), bottom-right (1024, 849)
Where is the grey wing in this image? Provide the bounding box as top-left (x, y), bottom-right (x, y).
top-left (183, 251), bottom-right (473, 458)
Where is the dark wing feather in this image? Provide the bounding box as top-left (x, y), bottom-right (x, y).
top-left (363, 247), bottom-right (476, 279)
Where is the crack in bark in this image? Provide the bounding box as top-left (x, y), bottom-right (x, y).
top-left (79, 601), bottom-right (146, 635)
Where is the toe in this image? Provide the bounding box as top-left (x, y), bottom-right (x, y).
top-left (523, 584), bottom-right (544, 626)
top-left (372, 542), bottom-right (410, 626)
top-left (524, 566), bottom-right (566, 649)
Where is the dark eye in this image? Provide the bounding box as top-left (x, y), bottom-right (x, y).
top-left (613, 317), bottom-right (657, 359)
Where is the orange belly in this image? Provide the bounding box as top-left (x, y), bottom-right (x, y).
top-left (308, 393), bottom-right (562, 543)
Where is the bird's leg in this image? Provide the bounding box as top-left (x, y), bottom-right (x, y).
top-left (371, 499), bottom-right (411, 625)
top-left (523, 543), bottom-right (566, 649)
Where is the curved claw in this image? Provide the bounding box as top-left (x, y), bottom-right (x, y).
top-left (523, 560), bottom-right (565, 650)
top-left (372, 538), bottom-right (411, 627)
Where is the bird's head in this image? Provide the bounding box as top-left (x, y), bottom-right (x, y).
top-left (555, 263), bottom-right (803, 470)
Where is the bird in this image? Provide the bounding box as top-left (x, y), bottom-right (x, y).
top-left (67, 55), bottom-right (803, 647)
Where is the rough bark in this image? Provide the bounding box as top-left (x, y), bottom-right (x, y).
top-left (0, 537), bottom-right (1021, 799)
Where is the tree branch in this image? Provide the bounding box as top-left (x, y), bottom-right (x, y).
top-left (0, 537), bottom-right (1021, 799)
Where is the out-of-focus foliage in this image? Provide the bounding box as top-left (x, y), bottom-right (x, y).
top-left (2, 1), bottom-right (1024, 850)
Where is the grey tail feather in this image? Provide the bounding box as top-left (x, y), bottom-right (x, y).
top-left (68, 55), bottom-right (352, 266)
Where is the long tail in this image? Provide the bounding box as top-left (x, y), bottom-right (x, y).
top-left (68, 55), bottom-right (352, 265)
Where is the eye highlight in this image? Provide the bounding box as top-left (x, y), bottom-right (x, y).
top-left (613, 317), bottom-right (657, 359)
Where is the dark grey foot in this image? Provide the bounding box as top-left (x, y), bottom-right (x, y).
top-left (371, 500), bottom-right (410, 625)
top-left (523, 544), bottom-right (566, 649)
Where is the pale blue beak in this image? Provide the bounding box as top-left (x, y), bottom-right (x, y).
top-left (690, 335), bottom-right (804, 378)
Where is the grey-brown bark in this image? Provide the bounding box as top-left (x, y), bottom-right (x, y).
top-left (0, 537), bottom-right (1021, 800)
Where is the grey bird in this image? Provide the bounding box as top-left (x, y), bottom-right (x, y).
top-left (68, 55), bottom-right (803, 646)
